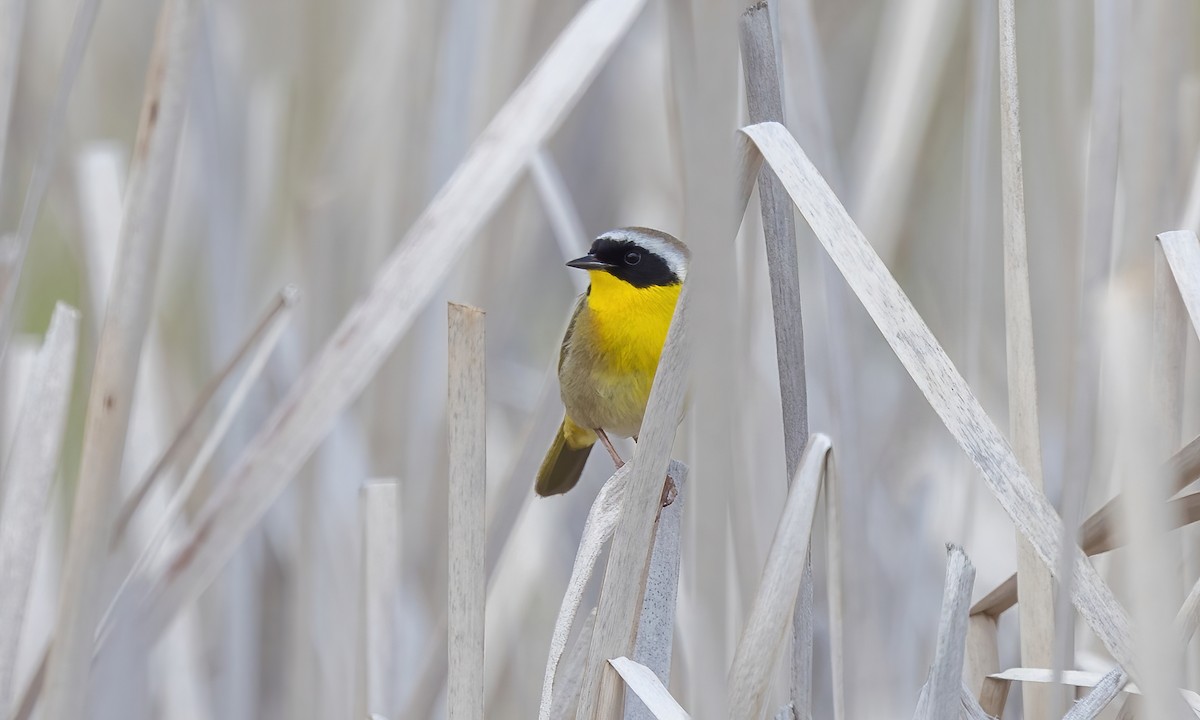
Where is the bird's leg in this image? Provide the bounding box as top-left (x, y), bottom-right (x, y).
top-left (595, 428), bottom-right (624, 468)
top-left (595, 432), bottom-right (674, 505)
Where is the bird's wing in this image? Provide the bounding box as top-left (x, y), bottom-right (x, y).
top-left (558, 292), bottom-right (587, 375)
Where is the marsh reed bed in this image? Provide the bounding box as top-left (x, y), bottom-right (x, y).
top-left (1, 0), bottom-right (1200, 717)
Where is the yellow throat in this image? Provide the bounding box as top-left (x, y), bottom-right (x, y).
top-left (585, 269), bottom-right (681, 375)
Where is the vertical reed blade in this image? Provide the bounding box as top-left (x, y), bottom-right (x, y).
top-left (40, 0), bottom-right (200, 716)
top-left (447, 303), bottom-right (486, 720)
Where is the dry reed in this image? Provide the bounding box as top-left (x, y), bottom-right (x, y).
top-left (40, 0), bottom-right (199, 714)
top-left (996, 2), bottom-right (1057, 716)
top-left (0, 303), bottom-right (78, 714)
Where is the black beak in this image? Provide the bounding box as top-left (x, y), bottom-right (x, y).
top-left (566, 254), bottom-right (615, 271)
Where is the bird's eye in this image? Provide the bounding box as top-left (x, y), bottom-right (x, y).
top-left (624, 251), bottom-right (641, 266)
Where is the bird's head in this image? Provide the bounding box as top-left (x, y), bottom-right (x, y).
top-left (566, 227), bottom-right (689, 289)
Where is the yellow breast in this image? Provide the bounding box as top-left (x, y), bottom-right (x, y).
top-left (584, 269), bottom-right (681, 379)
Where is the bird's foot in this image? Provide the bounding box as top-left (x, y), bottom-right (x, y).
top-left (660, 474), bottom-right (677, 507)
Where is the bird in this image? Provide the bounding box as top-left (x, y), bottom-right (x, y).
top-left (534, 226), bottom-right (688, 497)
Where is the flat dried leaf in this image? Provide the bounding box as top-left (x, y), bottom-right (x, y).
top-left (609, 657), bottom-right (690, 720)
top-left (927, 546), bottom-right (976, 720)
top-left (0, 304), bottom-right (79, 711)
top-left (727, 435), bottom-right (830, 720)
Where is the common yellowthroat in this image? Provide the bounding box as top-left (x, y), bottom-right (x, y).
top-left (534, 227), bottom-right (688, 496)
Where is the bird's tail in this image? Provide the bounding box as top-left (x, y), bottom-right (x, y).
top-left (535, 416), bottom-right (596, 496)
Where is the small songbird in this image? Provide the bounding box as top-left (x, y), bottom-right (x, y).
top-left (534, 227), bottom-right (688, 496)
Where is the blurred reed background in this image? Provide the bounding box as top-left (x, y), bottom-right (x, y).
top-left (1, 0), bottom-right (1199, 718)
